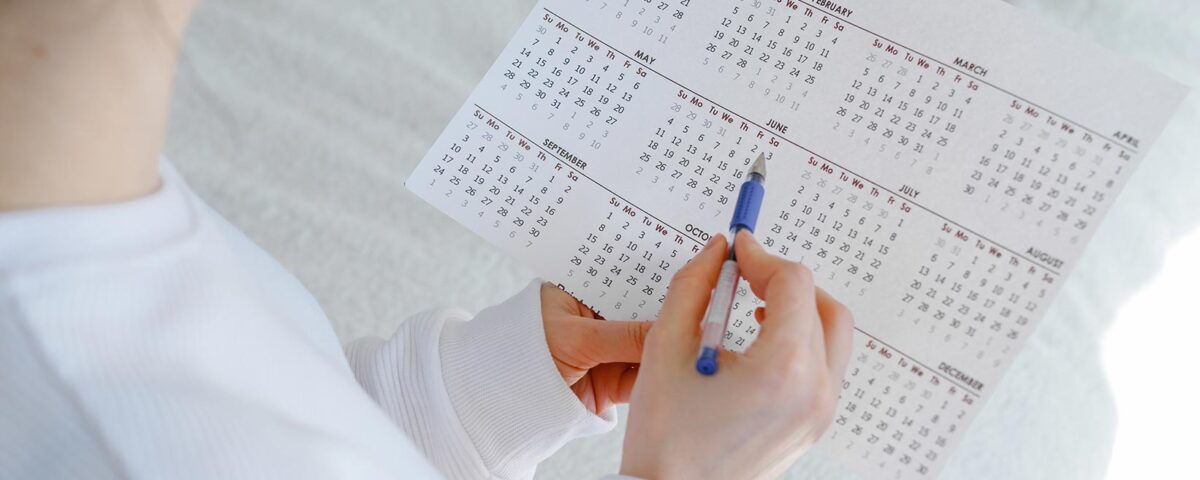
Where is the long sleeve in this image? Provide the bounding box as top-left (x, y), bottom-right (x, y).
top-left (345, 281), bottom-right (616, 479)
top-left (2, 163), bottom-right (627, 480)
top-left (1, 164), bottom-right (446, 480)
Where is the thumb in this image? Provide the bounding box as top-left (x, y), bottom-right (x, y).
top-left (578, 319), bottom-right (654, 365)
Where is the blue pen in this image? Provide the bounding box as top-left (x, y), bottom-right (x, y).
top-left (696, 153), bottom-right (767, 376)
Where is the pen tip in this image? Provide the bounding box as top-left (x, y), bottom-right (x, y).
top-left (751, 153), bottom-right (767, 179)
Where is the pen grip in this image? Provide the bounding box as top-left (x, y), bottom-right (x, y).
top-left (730, 180), bottom-right (765, 233)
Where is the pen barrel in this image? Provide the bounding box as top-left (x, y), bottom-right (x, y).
top-left (700, 259), bottom-right (740, 349)
top-left (729, 178), bottom-right (765, 233)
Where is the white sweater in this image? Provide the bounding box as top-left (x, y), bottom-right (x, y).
top-left (0, 164), bottom-right (620, 479)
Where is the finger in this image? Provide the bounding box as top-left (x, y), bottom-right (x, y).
top-left (654, 234), bottom-right (728, 351)
top-left (610, 364), bottom-right (640, 405)
top-left (577, 320), bottom-right (654, 365)
top-left (816, 287), bottom-right (854, 378)
top-left (733, 230), bottom-right (821, 356)
top-left (541, 282), bottom-right (593, 319)
top-left (587, 363), bottom-right (641, 412)
top-left (570, 375), bottom-right (599, 414)
top-left (578, 297), bottom-right (601, 320)
top-left (754, 307), bottom-right (766, 323)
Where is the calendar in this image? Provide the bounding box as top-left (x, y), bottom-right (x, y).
top-left (404, 0), bottom-right (1186, 478)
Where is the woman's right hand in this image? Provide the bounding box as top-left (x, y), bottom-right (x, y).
top-left (620, 230), bottom-right (854, 479)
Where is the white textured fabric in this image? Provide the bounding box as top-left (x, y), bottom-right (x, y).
top-left (346, 282), bottom-right (614, 479)
top-left (0, 164), bottom-right (613, 479)
top-left (164, 0), bottom-right (1199, 478)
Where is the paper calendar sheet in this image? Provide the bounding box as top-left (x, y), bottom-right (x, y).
top-left (405, 0), bottom-right (1187, 477)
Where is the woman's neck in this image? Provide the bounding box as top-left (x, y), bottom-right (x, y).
top-left (0, 0), bottom-right (196, 211)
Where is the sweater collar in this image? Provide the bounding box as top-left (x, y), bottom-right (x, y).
top-left (0, 161), bottom-right (197, 273)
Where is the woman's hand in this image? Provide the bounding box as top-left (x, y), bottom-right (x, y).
top-left (540, 283), bottom-right (653, 415)
top-left (620, 231), bottom-right (854, 479)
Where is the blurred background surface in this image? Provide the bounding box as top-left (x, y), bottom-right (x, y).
top-left (166, 0), bottom-right (1199, 478)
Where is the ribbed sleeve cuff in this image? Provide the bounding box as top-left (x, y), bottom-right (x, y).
top-left (439, 280), bottom-right (616, 479)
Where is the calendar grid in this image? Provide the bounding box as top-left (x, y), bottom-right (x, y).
top-left (542, 7), bottom-right (1065, 276)
top-left (790, 0), bottom-right (1139, 153)
top-left (471, 103), bottom-right (708, 247)
top-left (472, 100), bottom-right (983, 400)
top-left (855, 326), bottom-right (981, 398)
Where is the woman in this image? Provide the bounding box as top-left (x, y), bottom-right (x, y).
top-left (0, 1), bottom-right (852, 478)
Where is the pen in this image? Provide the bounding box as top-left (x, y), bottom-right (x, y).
top-left (695, 153), bottom-right (767, 376)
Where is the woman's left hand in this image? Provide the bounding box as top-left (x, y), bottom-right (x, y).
top-left (540, 283), bottom-right (653, 415)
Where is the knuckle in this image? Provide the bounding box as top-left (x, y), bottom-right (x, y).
top-left (791, 262), bottom-right (814, 285)
top-left (781, 352), bottom-right (810, 379)
top-left (831, 298), bottom-right (853, 321)
top-left (829, 303), bottom-right (853, 328)
top-left (625, 322), bottom-right (650, 350)
top-left (644, 325), bottom-right (670, 351)
top-left (754, 367), bottom-right (793, 399)
top-left (760, 353), bottom-right (810, 394)
top-left (794, 365), bottom-right (835, 407)
top-left (667, 272), bottom-right (687, 291)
